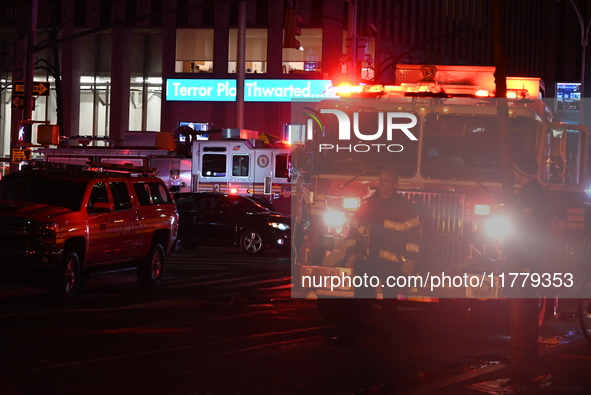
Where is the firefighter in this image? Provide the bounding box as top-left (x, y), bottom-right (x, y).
top-left (507, 156), bottom-right (550, 382)
top-left (342, 166), bottom-right (422, 344)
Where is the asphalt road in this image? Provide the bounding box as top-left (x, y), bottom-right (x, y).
top-left (0, 247), bottom-right (586, 395)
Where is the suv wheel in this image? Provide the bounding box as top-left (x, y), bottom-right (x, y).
top-left (137, 242), bottom-right (164, 286)
top-left (240, 229), bottom-right (266, 255)
top-left (50, 250), bottom-right (80, 298)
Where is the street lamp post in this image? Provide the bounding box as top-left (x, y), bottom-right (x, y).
top-left (569, 0), bottom-right (591, 125)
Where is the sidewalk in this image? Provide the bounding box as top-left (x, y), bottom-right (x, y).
top-left (400, 336), bottom-right (591, 394)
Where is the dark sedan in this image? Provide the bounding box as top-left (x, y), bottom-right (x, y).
top-left (174, 192), bottom-right (291, 254)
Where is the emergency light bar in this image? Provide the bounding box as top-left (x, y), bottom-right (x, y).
top-left (332, 83), bottom-right (384, 98)
top-left (332, 65), bottom-right (539, 100)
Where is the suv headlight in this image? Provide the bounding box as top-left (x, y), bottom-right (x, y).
top-left (31, 222), bottom-right (59, 247)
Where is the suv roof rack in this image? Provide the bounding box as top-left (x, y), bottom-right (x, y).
top-left (85, 161), bottom-right (158, 176)
top-left (23, 160), bottom-right (158, 176)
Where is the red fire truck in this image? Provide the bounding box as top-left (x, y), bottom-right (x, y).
top-left (292, 65), bottom-right (589, 303)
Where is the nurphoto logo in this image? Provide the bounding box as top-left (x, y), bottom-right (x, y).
top-left (304, 108), bottom-right (418, 153)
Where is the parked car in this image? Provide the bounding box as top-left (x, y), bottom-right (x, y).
top-left (248, 195), bottom-right (276, 212)
top-left (174, 192), bottom-right (291, 254)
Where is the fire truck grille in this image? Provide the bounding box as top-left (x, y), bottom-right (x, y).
top-left (401, 191), bottom-right (465, 263)
top-left (401, 192), bottom-right (465, 237)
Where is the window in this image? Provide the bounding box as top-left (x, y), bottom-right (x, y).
top-left (175, 196), bottom-right (196, 212)
top-left (543, 127), bottom-right (585, 185)
top-left (198, 196), bottom-right (227, 214)
top-left (89, 182), bottom-right (110, 208)
top-left (176, 29), bottom-right (214, 73)
top-left (202, 154), bottom-right (227, 177)
top-left (283, 28), bottom-right (322, 74)
top-left (275, 153), bottom-right (290, 179)
top-left (133, 182), bottom-right (173, 205)
top-left (421, 113), bottom-right (537, 181)
top-left (232, 154), bottom-right (250, 177)
top-left (110, 182), bottom-right (132, 211)
top-left (0, 176), bottom-right (85, 211)
top-left (228, 29), bottom-right (267, 73)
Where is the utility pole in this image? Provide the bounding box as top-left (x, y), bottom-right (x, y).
top-left (9, 0), bottom-right (38, 174)
top-left (568, 0), bottom-right (591, 125)
top-left (493, 0), bottom-right (528, 386)
top-left (235, 0), bottom-right (246, 129)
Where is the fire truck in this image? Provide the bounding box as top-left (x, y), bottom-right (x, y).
top-left (37, 129), bottom-right (292, 213)
top-left (292, 65), bottom-right (590, 303)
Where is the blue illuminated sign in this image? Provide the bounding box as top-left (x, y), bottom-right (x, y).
top-left (166, 79), bottom-right (337, 102)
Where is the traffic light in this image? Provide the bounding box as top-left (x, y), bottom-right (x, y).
top-left (16, 122), bottom-right (32, 145)
top-left (283, 8), bottom-right (302, 49)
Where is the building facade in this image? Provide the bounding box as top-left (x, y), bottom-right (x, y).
top-left (0, 0), bottom-right (586, 169)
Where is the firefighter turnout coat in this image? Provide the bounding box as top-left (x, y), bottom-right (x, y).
top-left (348, 192), bottom-right (422, 297)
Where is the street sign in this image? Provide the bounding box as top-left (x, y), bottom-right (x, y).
top-left (12, 81), bottom-right (50, 96)
top-left (11, 149), bottom-right (32, 164)
top-left (12, 149), bottom-right (25, 163)
top-left (11, 96), bottom-right (35, 110)
top-left (11, 96), bottom-right (23, 109)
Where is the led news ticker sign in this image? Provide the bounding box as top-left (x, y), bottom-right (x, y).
top-left (166, 79), bottom-right (337, 102)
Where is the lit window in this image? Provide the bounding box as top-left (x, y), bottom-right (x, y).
top-left (175, 29), bottom-right (214, 73)
top-left (282, 28), bottom-right (322, 74)
top-left (228, 29), bottom-right (268, 74)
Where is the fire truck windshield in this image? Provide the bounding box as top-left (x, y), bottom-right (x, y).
top-left (421, 113), bottom-right (537, 182)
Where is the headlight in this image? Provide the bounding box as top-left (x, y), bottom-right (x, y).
top-left (268, 222), bottom-right (290, 231)
top-left (33, 222), bottom-right (59, 247)
top-left (474, 204), bottom-right (491, 216)
top-left (324, 210), bottom-right (347, 228)
top-left (483, 215), bottom-right (512, 240)
top-left (326, 195), bottom-right (360, 211)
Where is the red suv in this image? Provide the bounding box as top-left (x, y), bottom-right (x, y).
top-left (0, 161), bottom-right (178, 297)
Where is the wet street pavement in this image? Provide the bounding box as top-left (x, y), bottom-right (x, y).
top-left (0, 248), bottom-right (589, 394)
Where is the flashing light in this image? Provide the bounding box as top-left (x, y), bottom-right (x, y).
top-left (475, 89), bottom-right (490, 98)
top-left (324, 210), bottom-right (347, 228)
top-left (506, 89), bottom-right (529, 100)
top-left (333, 83), bottom-right (363, 95)
top-left (326, 195), bottom-right (360, 211)
top-left (474, 204), bottom-right (491, 216)
top-left (342, 197), bottom-right (361, 210)
top-left (332, 83), bottom-right (384, 98)
top-left (483, 215), bottom-right (512, 240)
